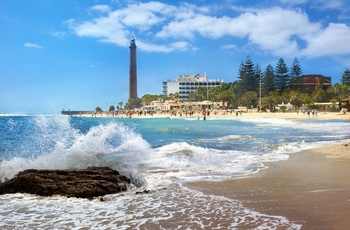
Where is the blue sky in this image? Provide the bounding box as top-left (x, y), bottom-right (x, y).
top-left (1, 0), bottom-right (350, 113)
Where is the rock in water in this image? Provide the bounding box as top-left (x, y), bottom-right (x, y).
top-left (0, 167), bottom-right (130, 198)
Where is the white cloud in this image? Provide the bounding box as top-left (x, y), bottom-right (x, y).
top-left (239, 7), bottom-right (320, 56)
top-left (67, 1), bottom-right (350, 59)
top-left (137, 40), bottom-right (192, 53)
top-left (301, 23), bottom-right (350, 57)
top-left (156, 7), bottom-right (321, 56)
top-left (89, 5), bottom-right (111, 13)
top-left (24, 43), bottom-right (43, 49)
top-left (50, 30), bottom-right (67, 38)
top-left (66, 17), bottom-right (128, 46)
top-left (221, 44), bottom-right (238, 50)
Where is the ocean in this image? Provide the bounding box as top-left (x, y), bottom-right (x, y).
top-left (0, 114), bottom-right (349, 229)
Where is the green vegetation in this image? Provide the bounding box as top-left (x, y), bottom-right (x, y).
top-left (97, 57), bottom-right (350, 112)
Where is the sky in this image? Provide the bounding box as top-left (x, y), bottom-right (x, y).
top-left (1, 0), bottom-right (350, 114)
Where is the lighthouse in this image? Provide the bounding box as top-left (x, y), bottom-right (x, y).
top-left (129, 37), bottom-right (137, 100)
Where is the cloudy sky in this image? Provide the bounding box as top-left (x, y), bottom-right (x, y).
top-left (1, 0), bottom-right (350, 113)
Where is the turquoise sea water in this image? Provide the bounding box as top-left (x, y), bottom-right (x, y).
top-left (0, 114), bottom-right (349, 229)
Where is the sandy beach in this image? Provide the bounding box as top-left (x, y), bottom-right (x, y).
top-left (83, 110), bottom-right (350, 121)
top-left (78, 110), bottom-right (350, 228)
top-left (187, 143), bottom-right (350, 229)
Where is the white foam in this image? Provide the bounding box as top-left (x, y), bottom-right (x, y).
top-left (0, 118), bottom-right (152, 182)
top-left (0, 183), bottom-right (301, 229)
top-left (140, 141), bottom-right (285, 188)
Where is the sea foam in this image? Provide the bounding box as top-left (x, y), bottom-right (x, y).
top-left (0, 115), bottom-right (151, 182)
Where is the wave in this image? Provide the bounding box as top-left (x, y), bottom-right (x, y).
top-left (0, 113), bottom-right (60, 117)
top-left (0, 116), bottom-right (152, 182)
top-left (142, 142), bottom-right (276, 184)
top-left (141, 137), bottom-right (348, 186)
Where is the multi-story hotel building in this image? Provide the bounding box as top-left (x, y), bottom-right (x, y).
top-left (290, 74), bottom-right (332, 95)
top-left (163, 73), bottom-right (223, 100)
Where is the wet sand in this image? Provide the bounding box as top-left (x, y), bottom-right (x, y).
top-left (187, 143), bottom-right (350, 229)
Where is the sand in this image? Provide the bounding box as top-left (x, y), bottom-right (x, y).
top-left (81, 110), bottom-right (350, 121)
top-left (187, 143), bottom-right (350, 229)
top-left (77, 109), bottom-right (350, 228)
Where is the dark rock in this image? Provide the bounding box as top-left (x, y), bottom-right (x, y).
top-left (129, 172), bottom-right (147, 187)
top-left (135, 189), bottom-right (152, 195)
top-left (0, 167), bottom-right (130, 199)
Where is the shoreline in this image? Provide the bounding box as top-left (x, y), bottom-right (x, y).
top-left (77, 111), bottom-right (350, 121)
top-left (186, 143), bottom-right (350, 229)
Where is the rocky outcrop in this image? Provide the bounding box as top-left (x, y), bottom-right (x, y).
top-left (0, 167), bottom-right (130, 198)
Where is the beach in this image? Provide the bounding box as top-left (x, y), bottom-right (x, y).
top-left (187, 143), bottom-right (350, 229)
top-left (86, 110), bottom-right (350, 121)
top-left (91, 110), bottom-right (350, 228)
top-left (1, 113), bottom-right (349, 228)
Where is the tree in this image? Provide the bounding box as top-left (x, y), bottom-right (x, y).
top-left (290, 57), bottom-right (302, 77)
top-left (268, 90), bottom-right (282, 111)
top-left (290, 57), bottom-right (303, 90)
top-left (237, 56), bottom-right (259, 96)
top-left (124, 98), bottom-right (142, 110)
top-left (141, 94), bottom-right (159, 106)
top-left (275, 58), bottom-right (290, 91)
top-left (288, 91), bottom-right (304, 111)
top-left (238, 91), bottom-right (258, 109)
top-left (263, 64), bottom-right (275, 96)
top-left (218, 89), bottom-right (234, 109)
top-left (341, 68), bottom-right (350, 86)
top-left (188, 87), bottom-right (207, 101)
top-left (255, 64), bottom-right (263, 88)
top-left (262, 96), bottom-right (275, 112)
top-left (332, 83), bottom-right (350, 109)
top-left (281, 88), bottom-right (293, 103)
top-left (109, 105), bottom-right (115, 111)
top-left (95, 106), bottom-right (102, 113)
top-left (118, 102), bottom-right (123, 110)
top-left (302, 94), bottom-right (312, 107)
top-left (109, 105), bottom-right (115, 116)
top-left (168, 92), bottom-right (180, 101)
top-left (312, 85), bottom-right (327, 102)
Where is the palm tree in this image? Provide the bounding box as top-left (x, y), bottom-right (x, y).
top-left (288, 91), bottom-right (303, 111)
top-left (218, 89), bottom-right (234, 109)
top-left (332, 83), bottom-right (350, 110)
top-left (238, 91), bottom-right (258, 109)
top-left (95, 106), bottom-right (102, 113)
top-left (108, 105), bottom-right (115, 116)
top-left (141, 94), bottom-right (159, 106)
top-left (262, 96), bottom-right (275, 112)
top-left (312, 85), bottom-right (327, 102)
top-left (302, 94), bottom-right (312, 108)
top-left (118, 102), bottom-right (123, 110)
top-left (188, 88), bottom-right (207, 101)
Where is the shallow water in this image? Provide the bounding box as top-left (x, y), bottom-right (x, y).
top-left (0, 114), bottom-right (349, 228)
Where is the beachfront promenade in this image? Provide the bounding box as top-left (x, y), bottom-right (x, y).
top-left (65, 109), bottom-right (350, 121)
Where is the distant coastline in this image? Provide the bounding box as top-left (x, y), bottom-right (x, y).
top-left (61, 110), bottom-right (94, 116)
top-left (62, 109), bottom-right (350, 121)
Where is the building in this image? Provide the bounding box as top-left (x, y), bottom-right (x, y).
top-left (162, 73), bottom-right (223, 100)
top-left (291, 74), bottom-right (331, 94)
top-left (129, 37), bottom-right (137, 100)
top-left (144, 100), bottom-right (224, 112)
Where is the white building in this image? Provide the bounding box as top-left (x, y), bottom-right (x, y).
top-left (162, 73), bottom-right (223, 100)
top-left (145, 100), bottom-right (224, 112)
